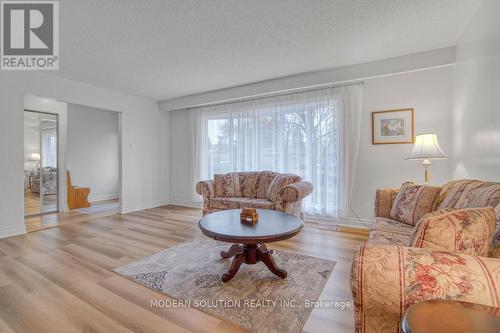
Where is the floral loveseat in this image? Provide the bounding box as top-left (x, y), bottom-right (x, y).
top-left (351, 180), bottom-right (500, 333)
top-left (195, 171), bottom-right (313, 218)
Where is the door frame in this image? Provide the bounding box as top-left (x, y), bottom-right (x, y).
top-left (24, 109), bottom-right (60, 217)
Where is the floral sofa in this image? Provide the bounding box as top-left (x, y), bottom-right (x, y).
top-left (31, 167), bottom-right (57, 195)
top-left (351, 180), bottom-right (500, 333)
top-left (195, 171), bottom-right (313, 218)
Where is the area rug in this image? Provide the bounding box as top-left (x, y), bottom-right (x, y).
top-left (114, 238), bottom-right (336, 333)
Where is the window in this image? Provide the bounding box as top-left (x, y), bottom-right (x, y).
top-left (195, 84), bottom-right (362, 218)
top-left (41, 127), bottom-right (57, 168)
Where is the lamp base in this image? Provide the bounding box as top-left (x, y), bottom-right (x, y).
top-left (421, 159), bottom-right (432, 184)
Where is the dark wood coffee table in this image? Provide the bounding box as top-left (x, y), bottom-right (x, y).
top-left (199, 209), bottom-right (304, 282)
top-left (402, 300), bottom-right (500, 333)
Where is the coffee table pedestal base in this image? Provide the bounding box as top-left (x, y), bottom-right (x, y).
top-left (220, 244), bottom-right (287, 282)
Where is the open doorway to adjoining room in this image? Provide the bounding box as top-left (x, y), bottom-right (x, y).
top-left (23, 94), bottom-right (122, 232)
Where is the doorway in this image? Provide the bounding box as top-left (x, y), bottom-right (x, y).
top-left (23, 95), bottom-right (122, 232)
top-left (24, 111), bottom-right (59, 216)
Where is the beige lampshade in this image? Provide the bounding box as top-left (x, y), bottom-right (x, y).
top-left (30, 153), bottom-right (41, 161)
top-left (407, 134), bottom-right (448, 160)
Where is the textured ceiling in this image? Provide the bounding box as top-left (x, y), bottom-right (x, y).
top-left (54, 0), bottom-right (480, 101)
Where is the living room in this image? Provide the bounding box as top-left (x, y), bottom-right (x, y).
top-left (0, 1), bottom-right (498, 332)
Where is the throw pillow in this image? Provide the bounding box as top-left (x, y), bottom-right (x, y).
top-left (256, 171), bottom-right (278, 199)
top-left (455, 182), bottom-right (500, 209)
top-left (455, 182), bottom-right (500, 226)
top-left (389, 183), bottom-right (441, 225)
top-left (214, 173), bottom-right (241, 197)
top-left (238, 172), bottom-right (260, 198)
top-left (409, 207), bottom-right (496, 256)
top-left (436, 179), bottom-right (477, 209)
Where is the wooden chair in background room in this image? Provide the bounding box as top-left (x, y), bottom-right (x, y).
top-left (66, 171), bottom-right (91, 210)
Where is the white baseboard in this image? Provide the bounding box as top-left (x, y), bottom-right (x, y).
top-left (168, 199), bottom-right (202, 209)
top-left (120, 198), bottom-right (170, 214)
top-left (0, 224), bottom-right (27, 239)
top-left (305, 215), bottom-right (371, 229)
top-left (88, 193), bottom-right (119, 203)
top-left (166, 199), bottom-right (371, 229)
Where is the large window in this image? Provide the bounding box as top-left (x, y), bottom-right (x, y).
top-left (195, 84), bottom-right (362, 218)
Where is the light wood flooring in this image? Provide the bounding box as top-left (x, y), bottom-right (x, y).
top-left (1, 205), bottom-right (368, 333)
top-left (24, 199), bottom-right (120, 233)
top-left (24, 189), bottom-right (57, 216)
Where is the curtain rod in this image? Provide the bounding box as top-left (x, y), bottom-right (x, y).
top-left (186, 80), bottom-right (364, 110)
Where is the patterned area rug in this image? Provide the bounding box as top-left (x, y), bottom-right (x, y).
top-left (114, 239), bottom-right (336, 333)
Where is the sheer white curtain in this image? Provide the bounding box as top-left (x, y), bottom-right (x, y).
top-left (193, 84), bottom-right (362, 217)
top-left (337, 84), bottom-right (363, 217)
top-left (41, 128), bottom-right (57, 168)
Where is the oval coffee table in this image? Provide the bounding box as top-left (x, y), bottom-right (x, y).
top-left (199, 209), bottom-right (304, 282)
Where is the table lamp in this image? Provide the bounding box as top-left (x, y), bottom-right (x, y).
top-left (29, 153), bottom-right (41, 169)
top-left (406, 134), bottom-right (448, 184)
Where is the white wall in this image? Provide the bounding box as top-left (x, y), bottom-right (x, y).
top-left (168, 66), bottom-right (453, 219)
top-left (160, 47), bottom-right (455, 111)
top-left (67, 104), bottom-right (120, 202)
top-left (451, 0), bottom-right (500, 181)
top-left (352, 67), bottom-right (452, 219)
top-left (0, 71), bottom-right (168, 239)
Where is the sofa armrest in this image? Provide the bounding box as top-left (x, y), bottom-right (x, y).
top-left (275, 181), bottom-right (313, 204)
top-left (195, 180), bottom-right (215, 198)
top-left (196, 180), bottom-right (215, 216)
top-left (272, 181), bottom-right (313, 217)
top-left (374, 188), bottom-right (399, 218)
top-left (351, 243), bottom-right (500, 321)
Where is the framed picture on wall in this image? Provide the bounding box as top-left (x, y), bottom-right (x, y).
top-left (372, 108), bottom-right (414, 144)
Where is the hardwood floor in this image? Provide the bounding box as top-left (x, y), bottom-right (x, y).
top-left (24, 189), bottom-right (57, 216)
top-left (24, 200), bottom-right (119, 232)
top-left (1, 205), bottom-right (368, 333)
top-left (24, 189), bottom-right (41, 216)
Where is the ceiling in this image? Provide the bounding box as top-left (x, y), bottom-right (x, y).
top-left (54, 0), bottom-right (481, 101)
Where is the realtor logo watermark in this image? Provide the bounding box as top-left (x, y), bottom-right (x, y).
top-left (1, 1), bottom-right (59, 70)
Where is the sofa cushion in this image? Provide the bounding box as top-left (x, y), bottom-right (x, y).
top-left (368, 217), bottom-right (414, 245)
top-left (238, 172), bottom-right (260, 198)
top-left (455, 182), bottom-right (500, 208)
top-left (409, 208), bottom-right (496, 256)
top-left (267, 174), bottom-right (302, 202)
top-left (490, 229), bottom-right (500, 258)
top-left (455, 182), bottom-right (500, 225)
top-left (214, 173), bottom-right (241, 197)
top-left (375, 188), bottom-right (400, 218)
top-left (211, 197), bottom-right (274, 210)
top-left (436, 179), bottom-right (477, 209)
top-left (390, 183), bottom-right (441, 225)
top-left (255, 171), bottom-right (280, 199)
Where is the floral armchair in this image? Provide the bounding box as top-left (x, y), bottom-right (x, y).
top-left (31, 167), bottom-right (57, 195)
top-left (351, 180), bottom-right (500, 333)
top-left (195, 171), bottom-right (313, 218)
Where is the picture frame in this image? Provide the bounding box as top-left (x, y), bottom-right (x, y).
top-left (372, 108), bottom-right (414, 145)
